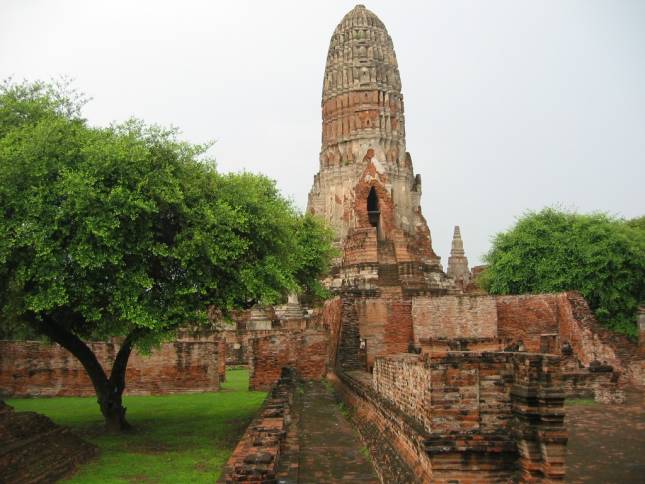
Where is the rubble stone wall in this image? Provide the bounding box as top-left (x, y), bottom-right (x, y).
top-left (0, 340), bottom-right (223, 397)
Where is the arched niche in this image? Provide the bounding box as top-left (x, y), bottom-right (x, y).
top-left (367, 186), bottom-right (380, 229)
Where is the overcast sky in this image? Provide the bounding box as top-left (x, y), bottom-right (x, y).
top-left (2, 0), bottom-right (644, 265)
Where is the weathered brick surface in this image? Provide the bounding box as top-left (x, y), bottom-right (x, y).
top-left (372, 354), bottom-right (429, 431)
top-left (560, 367), bottom-right (624, 403)
top-left (346, 351), bottom-right (567, 482)
top-left (496, 294), bottom-right (560, 352)
top-left (412, 295), bottom-right (498, 341)
top-left (497, 292), bottom-right (645, 387)
top-left (349, 297), bottom-right (414, 371)
top-left (219, 369), bottom-right (296, 483)
top-left (0, 340), bottom-right (222, 397)
top-left (249, 330), bottom-right (329, 391)
top-left (321, 297), bottom-right (342, 368)
top-left (331, 371), bottom-right (428, 483)
top-left (0, 400), bottom-right (97, 483)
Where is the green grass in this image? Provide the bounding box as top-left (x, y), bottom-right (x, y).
top-left (566, 397), bottom-right (598, 406)
top-left (7, 368), bottom-right (266, 483)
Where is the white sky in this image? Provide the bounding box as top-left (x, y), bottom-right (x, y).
top-left (2, 0), bottom-right (644, 265)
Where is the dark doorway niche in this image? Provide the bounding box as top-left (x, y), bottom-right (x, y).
top-left (367, 186), bottom-right (380, 229)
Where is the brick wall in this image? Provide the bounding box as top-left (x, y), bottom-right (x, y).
top-left (496, 294), bottom-right (560, 352)
top-left (176, 329), bottom-right (226, 381)
top-left (336, 351), bottom-right (566, 482)
top-left (331, 371), bottom-right (429, 483)
top-left (342, 228), bottom-right (378, 266)
top-left (321, 297), bottom-right (342, 368)
top-left (412, 295), bottom-right (498, 342)
top-left (496, 292), bottom-right (644, 387)
top-left (557, 292), bottom-right (629, 367)
top-left (355, 297), bottom-right (413, 369)
top-left (560, 368), bottom-right (623, 403)
top-left (249, 329), bottom-right (329, 391)
top-left (372, 352), bottom-right (519, 436)
top-left (372, 354), bottom-right (429, 431)
top-left (0, 340), bottom-right (222, 397)
top-left (219, 369), bottom-right (295, 483)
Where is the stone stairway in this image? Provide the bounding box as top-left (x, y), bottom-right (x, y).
top-left (377, 239), bottom-right (400, 287)
top-left (337, 298), bottom-right (363, 372)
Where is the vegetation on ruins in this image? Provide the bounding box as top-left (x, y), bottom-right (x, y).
top-left (481, 208), bottom-right (645, 338)
top-left (0, 80), bottom-right (335, 431)
top-left (7, 368), bottom-right (264, 482)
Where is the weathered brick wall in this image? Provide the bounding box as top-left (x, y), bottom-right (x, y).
top-left (321, 297), bottom-right (342, 368)
top-left (496, 294), bottom-right (560, 352)
top-left (338, 351), bottom-right (566, 482)
top-left (372, 354), bottom-right (429, 431)
top-left (419, 338), bottom-right (503, 356)
top-left (342, 228), bottom-right (378, 266)
top-left (355, 297), bottom-right (413, 370)
top-left (249, 329), bottom-right (329, 391)
top-left (387, 299), bottom-right (414, 356)
top-left (176, 329), bottom-right (227, 381)
top-left (331, 371), bottom-right (429, 483)
top-left (219, 369), bottom-right (295, 483)
top-left (557, 292), bottom-right (635, 368)
top-left (496, 292), bottom-right (644, 387)
top-left (560, 369), bottom-right (622, 403)
top-left (0, 340), bottom-right (222, 397)
top-left (216, 329), bottom-right (274, 366)
top-left (356, 299), bottom-right (386, 368)
top-left (372, 352), bottom-right (516, 436)
top-left (412, 295), bottom-right (498, 342)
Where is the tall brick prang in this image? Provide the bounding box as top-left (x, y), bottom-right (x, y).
top-left (307, 5), bottom-right (453, 299)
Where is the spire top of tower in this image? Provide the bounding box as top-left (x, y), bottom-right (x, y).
top-left (451, 225), bottom-right (465, 256)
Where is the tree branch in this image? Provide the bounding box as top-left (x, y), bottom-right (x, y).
top-left (109, 327), bottom-right (148, 391)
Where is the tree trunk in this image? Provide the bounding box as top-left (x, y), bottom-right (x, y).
top-left (100, 329), bottom-right (140, 432)
top-left (98, 383), bottom-right (131, 432)
top-left (35, 314), bottom-right (142, 432)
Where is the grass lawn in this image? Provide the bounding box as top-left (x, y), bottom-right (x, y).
top-left (7, 368), bottom-right (266, 483)
top-left (565, 397), bottom-right (598, 406)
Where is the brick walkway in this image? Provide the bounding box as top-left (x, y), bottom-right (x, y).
top-left (566, 388), bottom-right (645, 483)
top-left (277, 380), bottom-right (379, 483)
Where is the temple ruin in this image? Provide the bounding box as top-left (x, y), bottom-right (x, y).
top-left (222, 5), bottom-right (645, 482)
top-left (2, 4), bottom-right (644, 484)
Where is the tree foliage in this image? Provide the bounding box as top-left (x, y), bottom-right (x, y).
top-left (0, 80), bottom-right (335, 429)
top-left (481, 208), bottom-right (645, 338)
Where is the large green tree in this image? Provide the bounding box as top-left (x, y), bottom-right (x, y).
top-left (481, 208), bottom-right (645, 338)
top-left (0, 80), bottom-right (334, 430)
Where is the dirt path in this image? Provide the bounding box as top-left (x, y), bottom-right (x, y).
top-left (566, 389), bottom-right (645, 483)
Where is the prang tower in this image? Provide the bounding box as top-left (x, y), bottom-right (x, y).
top-left (307, 5), bottom-right (454, 296)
